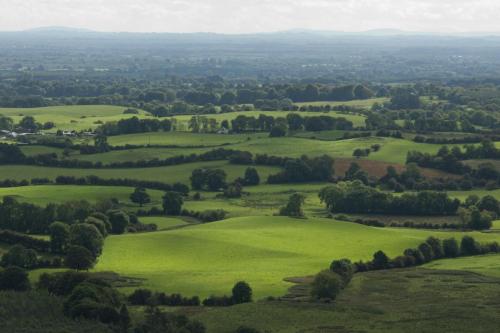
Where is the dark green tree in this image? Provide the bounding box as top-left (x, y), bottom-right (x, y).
top-left (232, 281), bottom-right (253, 304)
top-left (130, 187), bottom-right (151, 207)
top-left (162, 191), bottom-right (184, 215)
top-left (65, 245), bottom-right (95, 270)
top-left (311, 270), bottom-right (342, 299)
top-left (49, 222), bottom-right (70, 253)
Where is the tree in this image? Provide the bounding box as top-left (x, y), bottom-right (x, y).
top-left (460, 236), bottom-right (480, 256)
top-left (190, 169), bottom-right (206, 190)
top-left (477, 195), bottom-right (499, 214)
top-left (206, 169), bottom-right (227, 191)
top-left (94, 135), bottom-right (110, 153)
top-left (372, 250), bottom-right (389, 269)
top-left (286, 113), bottom-right (303, 131)
top-left (425, 237), bottom-right (443, 259)
top-left (107, 210), bottom-right (130, 234)
top-left (329, 259), bottom-right (354, 286)
top-left (19, 116), bottom-right (39, 132)
top-left (130, 187), bottom-right (151, 207)
top-left (224, 182), bottom-right (242, 198)
top-left (1, 245), bottom-right (38, 269)
top-left (49, 222), bottom-right (70, 253)
top-left (279, 193), bottom-right (306, 217)
top-left (443, 238), bottom-right (460, 258)
top-left (269, 125), bottom-right (286, 137)
top-left (232, 281), bottom-right (252, 304)
top-left (468, 207), bottom-right (493, 230)
top-left (68, 223), bottom-right (103, 257)
top-left (244, 167), bottom-right (260, 186)
top-left (0, 266), bottom-right (30, 291)
top-left (418, 243), bottom-right (434, 262)
top-left (65, 245), bottom-right (95, 270)
top-left (311, 270), bottom-right (342, 299)
top-left (162, 191), bottom-right (184, 215)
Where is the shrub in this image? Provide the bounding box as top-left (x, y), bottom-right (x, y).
top-left (311, 270), bottom-right (342, 300)
top-left (443, 238), bottom-right (460, 258)
top-left (65, 246), bottom-right (95, 270)
top-left (372, 250), bottom-right (389, 269)
top-left (460, 236), bottom-right (480, 256)
top-left (232, 281), bottom-right (252, 304)
top-left (329, 259), bottom-right (354, 286)
top-left (0, 266), bottom-right (31, 291)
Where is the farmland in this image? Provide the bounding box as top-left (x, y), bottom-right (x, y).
top-left (94, 216), bottom-right (500, 298)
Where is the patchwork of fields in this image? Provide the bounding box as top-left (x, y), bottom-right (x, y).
top-left (2, 102), bottom-right (500, 332)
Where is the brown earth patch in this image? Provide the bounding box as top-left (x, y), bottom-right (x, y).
top-left (334, 158), bottom-right (460, 180)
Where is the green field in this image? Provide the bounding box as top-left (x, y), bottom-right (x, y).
top-left (293, 97), bottom-right (388, 108)
top-left (0, 161), bottom-right (281, 184)
top-left (425, 253), bottom-right (500, 278)
top-left (0, 185), bottom-right (165, 207)
top-left (171, 110), bottom-right (367, 129)
top-left (192, 267), bottom-right (500, 333)
top-left (0, 105), bottom-right (151, 132)
top-left (94, 216), bottom-right (500, 298)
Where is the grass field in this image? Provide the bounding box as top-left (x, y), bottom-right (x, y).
top-left (171, 110), bottom-right (367, 129)
top-left (0, 185), bottom-right (165, 206)
top-left (107, 131), bottom-right (267, 146)
top-left (0, 105), bottom-right (151, 132)
top-left (0, 161), bottom-right (281, 184)
top-left (191, 268), bottom-right (500, 333)
top-left (94, 216), bottom-right (500, 298)
top-left (293, 97), bottom-right (388, 108)
top-left (425, 253), bottom-right (500, 278)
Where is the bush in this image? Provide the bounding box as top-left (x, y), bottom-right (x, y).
top-left (460, 236), bottom-right (480, 256)
top-left (0, 266), bottom-right (31, 291)
top-left (128, 289), bottom-right (153, 305)
top-left (311, 270), bottom-right (342, 300)
top-left (65, 246), bottom-right (95, 270)
top-left (372, 250), bottom-right (389, 269)
top-left (443, 238), bottom-right (460, 258)
top-left (232, 281), bottom-right (252, 304)
top-left (329, 259), bottom-right (354, 286)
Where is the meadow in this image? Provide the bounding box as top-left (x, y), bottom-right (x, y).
top-left (0, 161), bottom-right (281, 184)
top-left (0, 105), bottom-right (151, 132)
top-left (0, 185), bottom-right (165, 206)
top-left (100, 135), bottom-right (453, 165)
top-left (192, 267), bottom-right (500, 333)
top-left (94, 216), bottom-right (500, 298)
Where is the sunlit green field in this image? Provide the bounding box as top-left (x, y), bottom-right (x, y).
top-left (0, 105), bottom-right (151, 131)
top-left (0, 161), bottom-right (281, 184)
top-left (98, 136), bottom-right (452, 165)
top-left (171, 110), bottom-right (367, 129)
top-left (95, 216), bottom-right (500, 298)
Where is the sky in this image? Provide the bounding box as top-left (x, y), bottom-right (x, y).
top-left (1, 0), bottom-right (500, 34)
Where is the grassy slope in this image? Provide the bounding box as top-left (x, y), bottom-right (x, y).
top-left (424, 253), bottom-right (500, 277)
top-left (191, 267), bottom-right (500, 333)
top-left (94, 216), bottom-right (500, 298)
top-left (0, 161), bottom-right (281, 184)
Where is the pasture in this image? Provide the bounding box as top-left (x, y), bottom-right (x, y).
top-left (0, 161), bottom-right (281, 184)
top-left (94, 216), bottom-right (500, 298)
top-left (0, 185), bottom-right (165, 206)
top-left (192, 268), bottom-right (500, 333)
top-left (0, 105), bottom-right (151, 132)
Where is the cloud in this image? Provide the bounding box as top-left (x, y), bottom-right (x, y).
top-left (1, 0), bottom-right (500, 33)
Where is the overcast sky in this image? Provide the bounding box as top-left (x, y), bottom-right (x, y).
top-left (2, 0), bottom-right (500, 33)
